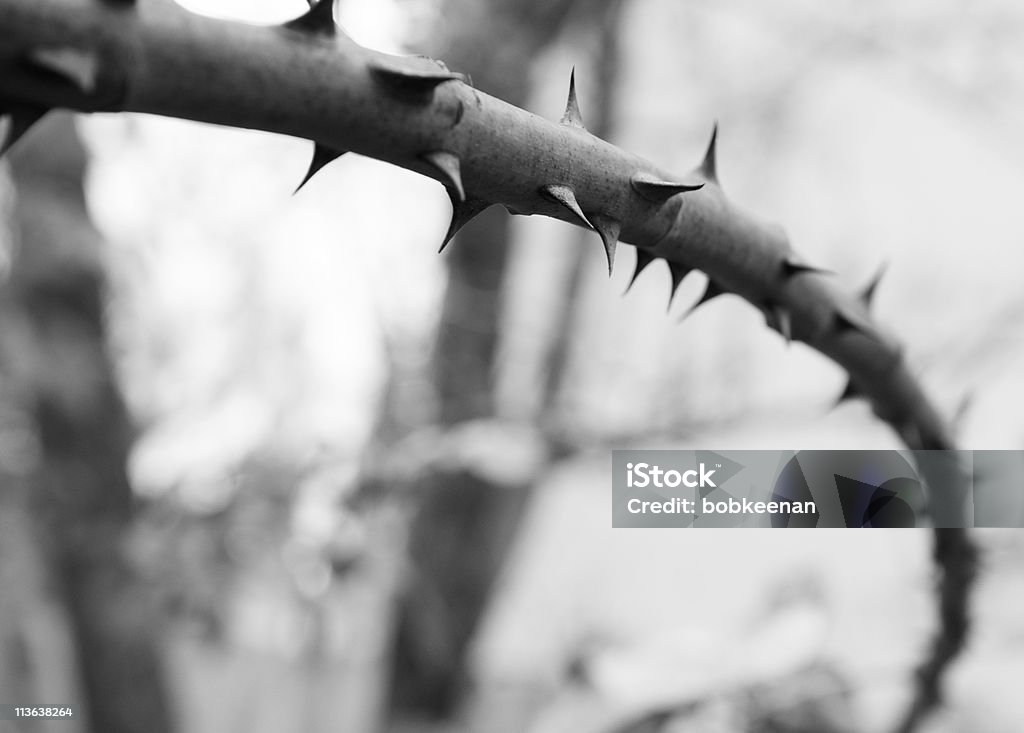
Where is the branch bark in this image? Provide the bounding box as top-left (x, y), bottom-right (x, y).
top-left (0, 1), bottom-right (978, 730)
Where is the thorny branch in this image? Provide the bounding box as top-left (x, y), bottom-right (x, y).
top-left (0, 0), bottom-right (977, 730)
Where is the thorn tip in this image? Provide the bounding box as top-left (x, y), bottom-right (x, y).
top-left (590, 214), bottom-right (621, 275)
top-left (680, 277), bottom-right (724, 320)
top-left (560, 67), bottom-right (586, 129)
top-left (700, 122), bottom-right (718, 182)
top-left (440, 198), bottom-right (490, 252)
top-left (294, 143), bottom-right (346, 194)
top-left (625, 248), bottom-right (656, 294)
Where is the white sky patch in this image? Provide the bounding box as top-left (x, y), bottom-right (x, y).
top-left (173, 0), bottom-right (310, 25)
top-left (171, 0), bottom-right (409, 52)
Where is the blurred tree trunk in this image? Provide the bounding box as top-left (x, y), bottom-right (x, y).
top-left (386, 1), bottom-right (628, 726)
top-left (0, 114), bottom-right (172, 733)
top-left (542, 0), bottom-right (625, 415)
top-left (431, 0), bottom-right (585, 423)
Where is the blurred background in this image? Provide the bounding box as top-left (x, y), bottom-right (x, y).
top-left (2, 0), bottom-right (1024, 731)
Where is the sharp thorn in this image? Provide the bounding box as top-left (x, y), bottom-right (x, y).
top-left (0, 106), bottom-right (48, 157)
top-left (26, 47), bottom-right (99, 94)
top-left (667, 263), bottom-right (692, 311)
top-left (560, 66), bottom-right (586, 129)
top-left (283, 0), bottom-right (337, 34)
top-left (422, 150), bottom-right (465, 203)
top-left (669, 263), bottom-right (690, 292)
top-left (782, 257), bottom-right (831, 278)
top-left (680, 278), bottom-right (725, 320)
top-left (699, 122), bottom-right (718, 183)
top-left (631, 172), bottom-right (704, 203)
top-left (625, 248), bottom-right (656, 294)
top-left (539, 184), bottom-right (592, 229)
top-left (369, 56), bottom-right (468, 95)
top-left (860, 263), bottom-right (888, 308)
top-left (293, 143), bottom-right (346, 194)
top-left (590, 214), bottom-right (621, 276)
top-left (440, 198), bottom-right (490, 252)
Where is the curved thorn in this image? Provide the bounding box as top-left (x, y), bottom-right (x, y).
top-left (1, 106), bottom-right (48, 157)
top-left (560, 67), bottom-right (585, 129)
top-left (369, 56), bottom-right (468, 95)
top-left (590, 214), bottom-right (621, 276)
top-left (294, 144), bottom-right (346, 194)
top-left (422, 150), bottom-right (465, 203)
top-left (625, 248), bottom-right (656, 294)
top-left (440, 198), bottom-right (490, 252)
top-left (283, 0), bottom-right (336, 35)
top-left (700, 122), bottom-right (718, 183)
top-left (680, 278), bottom-right (724, 320)
top-left (26, 47), bottom-right (99, 93)
top-left (539, 184), bottom-right (592, 229)
top-left (782, 257), bottom-right (832, 278)
top-left (631, 172), bottom-right (703, 203)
